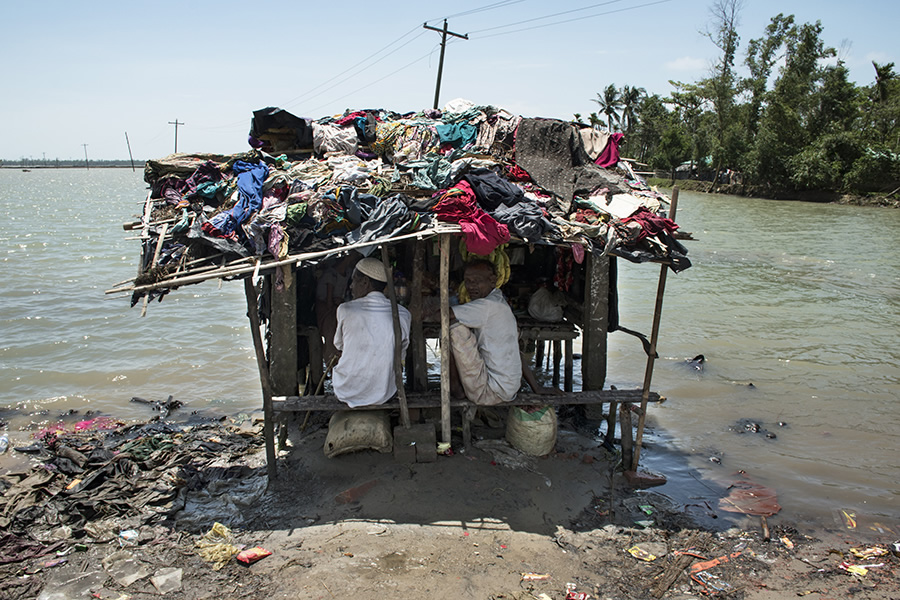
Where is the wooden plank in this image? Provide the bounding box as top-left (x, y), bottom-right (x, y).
top-left (409, 241), bottom-right (427, 390)
top-left (381, 245), bottom-right (410, 429)
top-left (268, 270), bottom-right (298, 398)
top-left (581, 252), bottom-right (609, 389)
top-left (632, 186), bottom-right (679, 471)
top-left (244, 279), bottom-right (278, 482)
top-left (439, 234), bottom-right (451, 443)
top-left (271, 389), bottom-right (662, 412)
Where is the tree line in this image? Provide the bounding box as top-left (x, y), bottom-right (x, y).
top-left (578, 0), bottom-right (900, 196)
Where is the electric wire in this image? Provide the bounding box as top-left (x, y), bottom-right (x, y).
top-left (473, 0), bottom-right (674, 39)
top-left (468, 0), bottom-right (624, 34)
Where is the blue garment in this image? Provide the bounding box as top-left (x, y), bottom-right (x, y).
top-left (435, 122), bottom-right (477, 149)
top-left (209, 161), bottom-right (268, 235)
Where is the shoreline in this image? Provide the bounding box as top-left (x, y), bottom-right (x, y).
top-left (648, 178), bottom-right (900, 208)
top-left (1, 407), bottom-right (898, 599)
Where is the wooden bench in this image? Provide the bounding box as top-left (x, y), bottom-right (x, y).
top-left (271, 388), bottom-right (662, 450)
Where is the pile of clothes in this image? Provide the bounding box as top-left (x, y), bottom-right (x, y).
top-left (135, 100), bottom-right (689, 302)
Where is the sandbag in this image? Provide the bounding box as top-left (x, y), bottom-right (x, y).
top-left (505, 405), bottom-right (557, 456)
top-left (324, 411), bottom-right (392, 458)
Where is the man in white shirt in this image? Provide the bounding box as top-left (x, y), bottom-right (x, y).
top-left (449, 259), bottom-right (549, 405)
top-left (332, 257), bottom-right (411, 407)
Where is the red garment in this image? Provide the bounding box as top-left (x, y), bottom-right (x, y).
top-left (505, 164), bottom-right (532, 182)
top-left (621, 207), bottom-right (679, 241)
top-left (432, 180), bottom-right (510, 255)
top-left (595, 133), bottom-right (624, 168)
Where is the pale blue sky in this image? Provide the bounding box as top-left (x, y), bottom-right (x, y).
top-left (2, 0), bottom-right (896, 161)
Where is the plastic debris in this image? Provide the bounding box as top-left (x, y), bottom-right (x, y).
top-left (565, 582), bottom-right (590, 599)
top-left (521, 572), bottom-right (551, 581)
top-left (839, 509), bottom-right (857, 529)
top-left (850, 546), bottom-right (888, 559)
top-left (236, 546), bottom-right (272, 565)
top-left (118, 529), bottom-right (139, 546)
top-left (627, 545), bottom-right (657, 562)
top-left (780, 536), bottom-right (794, 550)
top-left (102, 550), bottom-right (151, 587)
top-left (150, 567), bottom-right (183, 594)
top-left (195, 522), bottom-right (241, 570)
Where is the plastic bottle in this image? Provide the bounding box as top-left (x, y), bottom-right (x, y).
top-left (0, 434), bottom-right (8, 454)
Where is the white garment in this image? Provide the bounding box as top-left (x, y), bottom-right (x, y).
top-left (333, 291), bottom-right (411, 407)
top-left (451, 288), bottom-right (522, 402)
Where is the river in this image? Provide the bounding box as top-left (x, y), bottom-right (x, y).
top-left (1, 168), bottom-right (897, 535)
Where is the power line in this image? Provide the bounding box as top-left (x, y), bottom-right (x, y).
top-left (283, 30), bottom-right (429, 111)
top-left (303, 45), bottom-right (442, 116)
top-left (430, 0), bottom-right (528, 22)
top-left (473, 0), bottom-right (674, 39)
top-left (280, 26), bottom-right (425, 108)
top-left (468, 0), bottom-right (623, 34)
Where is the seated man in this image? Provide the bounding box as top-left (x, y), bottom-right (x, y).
top-left (449, 259), bottom-right (550, 405)
top-left (332, 257), bottom-right (411, 407)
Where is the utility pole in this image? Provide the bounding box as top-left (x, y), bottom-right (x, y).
top-left (168, 119), bottom-right (184, 153)
top-left (125, 131), bottom-right (136, 172)
top-left (82, 144), bottom-right (89, 170)
top-left (423, 20), bottom-right (468, 110)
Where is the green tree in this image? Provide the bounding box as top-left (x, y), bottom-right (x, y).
top-left (592, 84), bottom-right (622, 131)
top-left (653, 125), bottom-right (692, 181)
top-left (632, 94), bottom-right (670, 164)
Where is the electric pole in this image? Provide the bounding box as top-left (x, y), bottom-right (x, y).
top-left (168, 119), bottom-right (184, 153)
top-left (82, 144), bottom-right (89, 170)
top-left (423, 20), bottom-right (468, 110)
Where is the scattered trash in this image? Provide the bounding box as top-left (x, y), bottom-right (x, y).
top-left (118, 529), bottom-right (139, 546)
top-left (565, 582), bottom-right (590, 599)
top-left (634, 520), bottom-right (654, 528)
top-left (839, 509), bottom-right (857, 529)
top-left (850, 546), bottom-right (888, 559)
top-left (150, 567), bottom-right (183, 594)
top-left (195, 522), bottom-right (241, 570)
top-left (437, 442), bottom-right (452, 455)
top-left (780, 536), bottom-right (794, 550)
top-left (691, 569), bottom-right (733, 592)
top-left (102, 550), bottom-right (151, 587)
top-left (521, 572), bottom-right (551, 581)
top-left (0, 433), bottom-right (8, 454)
top-left (236, 546), bottom-right (272, 565)
top-left (627, 545), bottom-right (657, 561)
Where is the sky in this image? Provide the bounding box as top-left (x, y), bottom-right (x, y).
top-left (2, 0), bottom-right (897, 161)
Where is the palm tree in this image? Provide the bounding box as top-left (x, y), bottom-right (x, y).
top-left (592, 84), bottom-right (622, 131)
top-left (620, 85), bottom-right (646, 136)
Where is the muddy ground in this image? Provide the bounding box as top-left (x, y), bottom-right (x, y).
top-left (1, 409), bottom-right (898, 600)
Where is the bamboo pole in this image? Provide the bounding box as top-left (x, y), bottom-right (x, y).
top-left (630, 187), bottom-right (679, 472)
top-left (140, 223), bottom-right (168, 317)
top-left (106, 225), bottom-right (461, 296)
top-left (244, 278), bottom-right (278, 482)
top-left (439, 234), bottom-right (451, 444)
top-left (381, 245), bottom-right (411, 429)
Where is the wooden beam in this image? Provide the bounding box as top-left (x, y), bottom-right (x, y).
top-left (381, 245), bottom-right (410, 429)
top-left (439, 234), bottom-right (451, 444)
top-left (271, 389), bottom-right (662, 412)
top-left (409, 241), bottom-right (427, 390)
top-left (268, 270), bottom-right (299, 398)
top-left (244, 278), bottom-right (277, 482)
top-left (631, 186), bottom-right (679, 472)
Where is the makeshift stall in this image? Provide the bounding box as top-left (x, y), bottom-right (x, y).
top-left (109, 101), bottom-right (691, 480)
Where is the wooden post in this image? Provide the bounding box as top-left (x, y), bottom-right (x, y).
top-left (581, 252), bottom-right (610, 441)
top-left (140, 223), bottom-right (168, 317)
top-left (409, 241), bottom-right (427, 390)
top-left (381, 245), bottom-right (411, 429)
top-left (552, 339), bottom-right (562, 388)
top-left (268, 270), bottom-right (298, 397)
top-left (631, 187), bottom-right (679, 472)
top-left (564, 339), bottom-right (574, 392)
top-left (439, 235), bottom-right (451, 444)
top-left (244, 278), bottom-right (277, 482)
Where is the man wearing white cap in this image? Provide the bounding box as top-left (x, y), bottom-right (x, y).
top-left (332, 257), bottom-right (411, 407)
